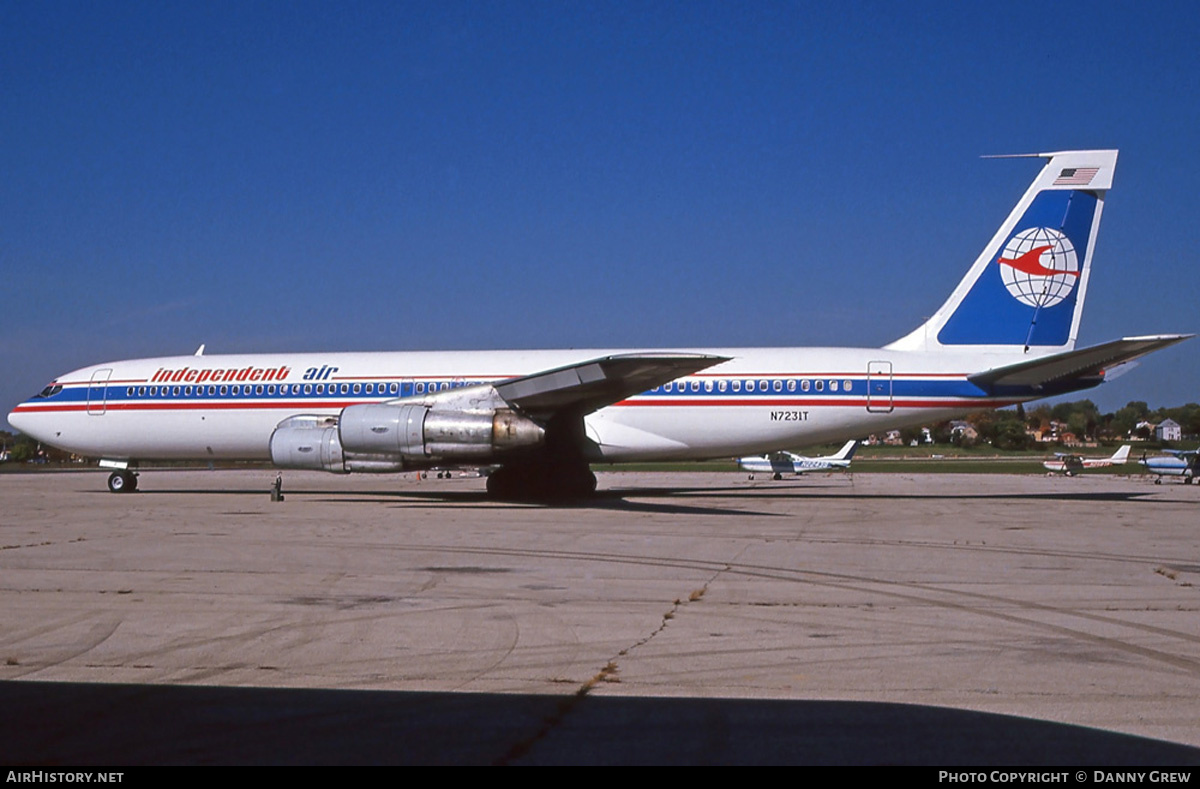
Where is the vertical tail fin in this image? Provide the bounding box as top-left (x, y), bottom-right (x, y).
top-left (833, 440), bottom-right (858, 461)
top-left (1111, 445), bottom-right (1131, 464)
top-left (886, 150), bottom-right (1117, 355)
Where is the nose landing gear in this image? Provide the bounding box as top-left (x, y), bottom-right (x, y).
top-left (107, 470), bottom-right (138, 493)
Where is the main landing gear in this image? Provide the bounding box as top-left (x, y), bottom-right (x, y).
top-left (107, 470), bottom-right (138, 493)
top-left (485, 459), bottom-right (597, 501)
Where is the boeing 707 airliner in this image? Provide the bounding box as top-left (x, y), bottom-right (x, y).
top-left (8, 150), bottom-right (1191, 498)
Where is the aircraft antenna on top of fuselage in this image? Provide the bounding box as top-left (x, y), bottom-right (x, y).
top-left (194, 344), bottom-right (206, 356)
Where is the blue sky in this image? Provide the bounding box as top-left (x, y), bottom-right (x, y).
top-left (3, 1), bottom-right (1198, 417)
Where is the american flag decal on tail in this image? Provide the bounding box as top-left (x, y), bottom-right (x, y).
top-left (1054, 167), bottom-right (1099, 186)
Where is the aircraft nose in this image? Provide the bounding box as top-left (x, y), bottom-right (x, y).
top-left (8, 407), bottom-right (34, 436)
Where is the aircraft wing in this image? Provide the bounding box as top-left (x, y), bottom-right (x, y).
top-left (494, 352), bottom-right (730, 418)
top-left (968, 335), bottom-right (1194, 391)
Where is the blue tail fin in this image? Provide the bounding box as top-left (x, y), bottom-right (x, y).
top-left (887, 150), bottom-right (1117, 355)
top-left (833, 440), bottom-right (858, 461)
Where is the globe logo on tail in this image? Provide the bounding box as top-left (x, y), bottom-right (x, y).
top-left (997, 227), bottom-right (1079, 308)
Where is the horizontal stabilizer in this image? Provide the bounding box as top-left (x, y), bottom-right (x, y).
top-left (968, 334), bottom-right (1193, 390)
top-left (496, 353), bottom-right (729, 417)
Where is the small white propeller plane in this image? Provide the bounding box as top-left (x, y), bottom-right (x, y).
top-left (8, 150), bottom-right (1192, 499)
top-left (1043, 444), bottom-right (1131, 475)
top-left (739, 440), bottom-right (858, 480)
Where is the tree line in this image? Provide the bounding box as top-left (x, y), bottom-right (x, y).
top-left (900, 400), bottom-right (1200, 451)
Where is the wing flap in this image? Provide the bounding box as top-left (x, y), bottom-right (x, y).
top-left (495, 352), bottom-right (729, 417)
top-left (969, 335), bottom-right (1193, 390)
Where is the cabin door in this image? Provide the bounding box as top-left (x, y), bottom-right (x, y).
top-left (866, 361), bottom-right (893, 413)
top-left (87, 368), bottom-right (112, 415)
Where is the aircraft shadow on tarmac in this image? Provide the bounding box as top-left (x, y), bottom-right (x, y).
top-left (128, 482), bottom-right (1161, 516)
top-left (2, 680), bottom-right (1197, 766)
top-left (131, 484), bottom-right (787, 516)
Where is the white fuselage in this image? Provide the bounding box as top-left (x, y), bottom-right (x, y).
top-left (9, 345), bottom-right (1031, 466)
top-left (738, 455), bottom-right (851, 474)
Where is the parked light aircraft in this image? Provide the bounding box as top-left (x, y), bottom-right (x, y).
top-left (1042, 444), bottom-right (1131, 475)
top-left (739, 441), bottom-right (857, 480)
top-left (7, 150), bottom-right (1193, 499)
top-left (1138, 450), bottom-right (1198, 484)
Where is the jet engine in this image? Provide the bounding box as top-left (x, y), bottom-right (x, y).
top-left (269, 401), bottom-right (545, 473)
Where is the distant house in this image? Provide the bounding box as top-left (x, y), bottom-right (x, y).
top-left (949, 421), bottom-right (978, 441)
top-left (1157, 418), bottom-right (1181, 442)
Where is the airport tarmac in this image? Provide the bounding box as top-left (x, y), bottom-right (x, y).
top-left (1, 468), bottom-right (1198, 765)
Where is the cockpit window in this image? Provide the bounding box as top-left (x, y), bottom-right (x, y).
top-left (32, 384), bottom-right (63, 399)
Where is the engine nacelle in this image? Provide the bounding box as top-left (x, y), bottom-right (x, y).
top-left (339, 403), bottom-right (544, 459)
top-left (269, 415), bottom-right (353, 473)
top-left (269, 404), bottom-right (544, 473)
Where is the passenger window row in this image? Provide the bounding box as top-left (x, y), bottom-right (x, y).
top-left (118, 377), bottom-right (856, 400)
top-left (120, 380), bottom-right (485, 399)
top-left (655, 378), bottom-right (855, 394)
